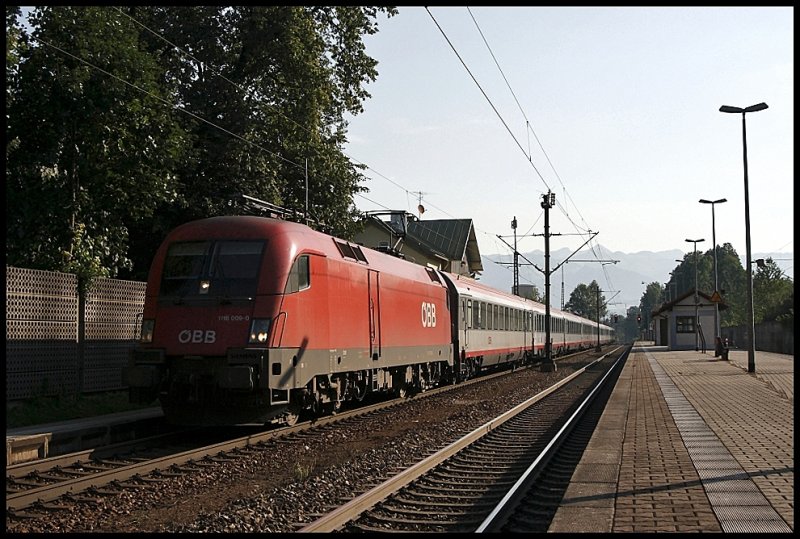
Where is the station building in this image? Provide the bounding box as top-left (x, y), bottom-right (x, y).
top-left (651, 289), bottom-right (727, 351)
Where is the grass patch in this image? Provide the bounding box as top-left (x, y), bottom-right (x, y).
top-left (6, 391), bottom-right (154, 429)
top-left (293, 459), bottom-right (316, 482)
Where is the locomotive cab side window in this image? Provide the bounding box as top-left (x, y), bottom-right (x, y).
top-left (285, 255), bottom-right (310, 293)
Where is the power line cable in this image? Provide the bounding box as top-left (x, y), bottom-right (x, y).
top-left (426, 6), bottom-right (551, 193)
top-left (31, 36), bottom-right (304, 174)
top-left (466, 7), bottom-right (596, 238)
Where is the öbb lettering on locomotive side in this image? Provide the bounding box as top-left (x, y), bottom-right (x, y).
top-left (421, 301), bottom-right (437, 328)
top-left (126, 216), bottom-right (615, 427)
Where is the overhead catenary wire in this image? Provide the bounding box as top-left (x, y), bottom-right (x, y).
top-left (426, 6), bottom-right (551, 193)
top-left (452, 7), bottom-right (613, 292)
top-left (31, 36), bottom-right (304, 173)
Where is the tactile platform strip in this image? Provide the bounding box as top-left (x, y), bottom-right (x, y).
top-left (645, 351), bottom-right (792, 533)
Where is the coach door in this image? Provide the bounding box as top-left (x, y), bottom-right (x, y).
top-left (461, 296), bottom-right (471, 349)
top-left (368, 270), bottom-right (381, 360)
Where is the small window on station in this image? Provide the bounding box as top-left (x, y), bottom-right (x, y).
top-left (676, 316), bottom-right (695, 333)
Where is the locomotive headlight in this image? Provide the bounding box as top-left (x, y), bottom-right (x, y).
top-left (140, 319), bottom-right (155, 343)
top-left (248, 318), bottom-right (271, 344)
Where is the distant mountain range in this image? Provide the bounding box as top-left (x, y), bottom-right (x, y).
top-left (477, 246), bottom-right (793, 316)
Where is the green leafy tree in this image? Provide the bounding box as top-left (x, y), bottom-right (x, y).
top-left (123, 6), bottom-right (397, 279)
top-left (753, 257), bottom-right (793, 324)
top-left (6, 6), bottom-right (189, 288)
top-left (619, 306), bottom-right (641, 343)
top-left (565, 280), bottom-right (606, 321)
top-left (7, 6), bottom-right (397, 283)
top-left (638, 281), bottom-right (664, 328)
top-left (668, 243), bottom-right (749, 327)
top-left (711, 243), bottom-right (747, 325)
top-left (6, 7), bottom-right (24, 165)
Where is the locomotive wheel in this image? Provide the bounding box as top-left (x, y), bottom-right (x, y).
top-left (283, 411), bottom-right (299, 427)
top-left (283, 404), bottom-right (302, 426)
top-left (354, 379), bottom-right (368, 401)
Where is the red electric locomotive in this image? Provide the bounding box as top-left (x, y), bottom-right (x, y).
top-left (127, 216), bottom-right (454, 425)
top-left (127, 215), bottom-right (615, 426)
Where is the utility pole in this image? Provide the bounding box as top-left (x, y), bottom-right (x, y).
top-left (512, 216), bottom-right (519, 296)
top-left (540, 192), bottom-right (556, 372)
top-left (596, 286), bottom-right (602, 351)
top-left (513, 194), bottom-right (601, 373)
top-left (593, 286), bottom-right (620, 351)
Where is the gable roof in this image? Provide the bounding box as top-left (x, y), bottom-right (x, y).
top-left (651, 288), bottom-right (728, 317)
top-left (358, 212), bottom-right (484, 274)
top-left (407, 219), bottom-right (483, 272)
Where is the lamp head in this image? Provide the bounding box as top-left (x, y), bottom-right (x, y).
top-left (720, 103), bottom-right (768, 114)
top-left (744, 103), bottom-right (768, 113)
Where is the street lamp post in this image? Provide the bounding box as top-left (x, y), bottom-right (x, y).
top-left (699, 198), bottom-right (727, 356)
top-left (720, 102), bottom-right (768, 373)
top-left (685, 238), bottom-right (705, 351)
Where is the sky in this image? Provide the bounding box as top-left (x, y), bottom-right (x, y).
top-left (343, 6), bottom-right (793, 268)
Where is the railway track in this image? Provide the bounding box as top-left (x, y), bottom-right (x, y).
top-left (7, 351), bottom-right (602, 516)
top-left (298, 345), bottom-right (629, 532)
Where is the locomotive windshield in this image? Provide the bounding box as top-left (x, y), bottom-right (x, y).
top-left (159, 240), bottom-right (265, 302)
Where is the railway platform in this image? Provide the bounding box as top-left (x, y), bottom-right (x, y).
top-left (549, 343), bottom-right (794, 533)
top-left (6, 407), bottom-right (163, 465)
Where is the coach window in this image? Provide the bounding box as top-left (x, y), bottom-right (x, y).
top-left (285, 255), bottom-right (310, 294)
top-left (467, 299), bottom-right (473, 329)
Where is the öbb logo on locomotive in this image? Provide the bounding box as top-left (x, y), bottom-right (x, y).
top-left (421, 301), bottom-right (437, 328)
top-left (178, 329), bottom-right (217, 344)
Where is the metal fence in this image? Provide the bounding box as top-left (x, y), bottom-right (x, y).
top-left (721, 320), bottom-right (794, 355)
top-left (6, 266), bottom-right (145, 401)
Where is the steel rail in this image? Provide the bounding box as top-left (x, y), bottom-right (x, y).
top-left (7, 351), bottom-right (572, 512)
top-left (297, 345), bottom-right (623, 532)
